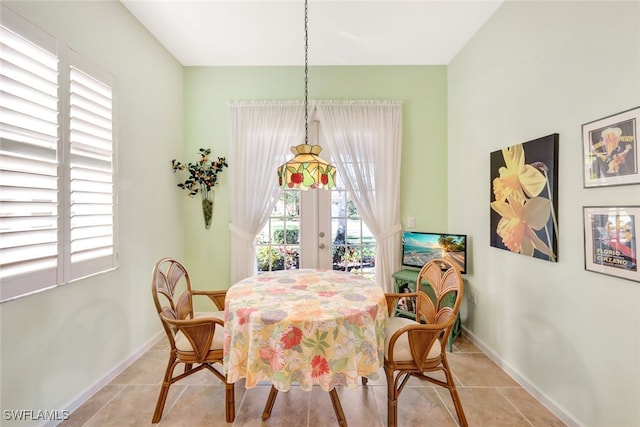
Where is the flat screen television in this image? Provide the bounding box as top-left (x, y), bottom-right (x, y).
top-left (402, 231), bottom-right (467, 274)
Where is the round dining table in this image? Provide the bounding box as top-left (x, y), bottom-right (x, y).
top-left (223, 268), bottom-right (387, 426)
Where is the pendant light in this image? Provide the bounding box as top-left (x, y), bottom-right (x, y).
top-left (277, 0), bottom-right (336, 190)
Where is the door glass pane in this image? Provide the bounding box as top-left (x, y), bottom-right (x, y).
top-left (331, 182), bottom-right (375, 279)
top-left (256, 190), bottom-right (300, 272)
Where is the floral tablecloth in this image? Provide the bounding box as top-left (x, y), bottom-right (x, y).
top-left (223, 269), bottom-right (387, 392)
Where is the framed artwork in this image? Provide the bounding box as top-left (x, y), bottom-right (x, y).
top-left (490, 133), bottom-right (559, 262)
top-left (583, 206), bottom-right (639, 282)
top-left (582, 106), bottom-right (639, 188)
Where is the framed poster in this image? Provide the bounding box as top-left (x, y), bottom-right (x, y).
top-left (583, 206), bottom-right (639, 282)
top-left (582, 106), bottom-right (639, 188)
top-left (490, 133), bottom-right (559, 262)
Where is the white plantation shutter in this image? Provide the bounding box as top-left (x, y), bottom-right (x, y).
top-left (0, 6), bottom-right (116, 302)
top-left (0, 17), bottom-right (60, 300)
top-left (68, 66), bottom-right (114, 280)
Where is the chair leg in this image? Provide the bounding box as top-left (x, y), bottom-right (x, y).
top-left (262, 385), bottom-right (279, 420)
top-left (447, 382), bottom-right (468, 426)
top-left (152, 382), bottom-right (170, 424)
top-left (442, 359), bottom-right (468, 427)
top-left (225, 381), bottom-right (235, 422)
top-left (329, 388), bottom-right (347, 427)
top-left (385, 366), bottom-right (398, 427)
top-left (152, 356), bottom-right (178, 423)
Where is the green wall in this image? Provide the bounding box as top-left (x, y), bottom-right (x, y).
top-left (182, 66), bottom-right (449, 287)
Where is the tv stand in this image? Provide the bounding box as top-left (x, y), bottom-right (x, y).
top-left (392, 268), bottom-right (461, 352)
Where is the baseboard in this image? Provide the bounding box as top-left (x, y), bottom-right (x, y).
top-left (461, 326), bottom-right (583, 427)
top-left (45, 331), bottom-right (164, 427)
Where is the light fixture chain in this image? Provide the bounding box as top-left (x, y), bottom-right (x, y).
top-left (304, 0), bottom-right (309, 145)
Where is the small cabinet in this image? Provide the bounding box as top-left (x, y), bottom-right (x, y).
top-left (391, 268), bottom-right (461, 352)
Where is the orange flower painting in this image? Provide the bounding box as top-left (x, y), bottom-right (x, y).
top-left (490, 134), bottom-right (559, 262)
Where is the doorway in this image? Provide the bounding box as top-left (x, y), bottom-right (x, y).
top-left (255, 123), bottom-right (375, 278)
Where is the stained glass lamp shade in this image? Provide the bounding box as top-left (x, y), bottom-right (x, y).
top-left (277, 143), bottom-right (337, 190)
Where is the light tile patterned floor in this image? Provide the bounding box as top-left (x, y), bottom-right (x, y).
top-left (59, 335), bottom-right (566, 426)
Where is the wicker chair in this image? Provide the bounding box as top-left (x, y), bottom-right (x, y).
top-left (150, 257), bottom-right (234, 423)
top-left (384, 258), bottom-right (467, 427)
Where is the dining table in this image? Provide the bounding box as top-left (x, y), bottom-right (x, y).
top-left (223, 268), bottom-right (387, 426)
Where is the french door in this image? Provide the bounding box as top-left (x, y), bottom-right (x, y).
top-left (255, 185), bottom-right (375, 279)
top-left (255, 124), bottom-right (375, 278)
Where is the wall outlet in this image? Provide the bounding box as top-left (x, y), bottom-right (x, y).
top-left (468, 290), bottom-right (478, 304)
top-left (407, 217), bottom-right (415, 228)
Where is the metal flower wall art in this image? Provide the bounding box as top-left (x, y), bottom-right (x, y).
top-left (171, 148), bottom-right (228, 229)
top-left (490, 134), bottom-right (559, 262)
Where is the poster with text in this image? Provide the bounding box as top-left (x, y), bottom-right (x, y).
top-left (584, 206), bottom-right (639, 282)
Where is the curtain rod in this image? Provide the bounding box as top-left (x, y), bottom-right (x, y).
top-left (228, 99), bottom-right (403, 107)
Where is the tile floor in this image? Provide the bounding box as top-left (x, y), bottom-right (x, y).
top-left (59, 335), bottom-right (566, 426)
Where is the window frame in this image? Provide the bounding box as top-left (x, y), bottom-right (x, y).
top-left (0, 6), bottom-right (118, 303)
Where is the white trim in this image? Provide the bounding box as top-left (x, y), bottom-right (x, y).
top-left (461, 326), bottom-right (583, 427)
top-left (42, 331), bottom-right (164, 427)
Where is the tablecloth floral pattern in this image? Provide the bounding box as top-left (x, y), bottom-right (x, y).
top-left (223, 269), bottom-right (387, 392)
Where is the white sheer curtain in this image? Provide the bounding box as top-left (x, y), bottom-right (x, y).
top-left (228, 101), bottom-right (304, 283)
top-left (316, 101), bottom-right (403, 292)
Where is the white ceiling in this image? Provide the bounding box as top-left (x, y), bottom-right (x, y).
top-left (121, 0), bottom-right (503, 66)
